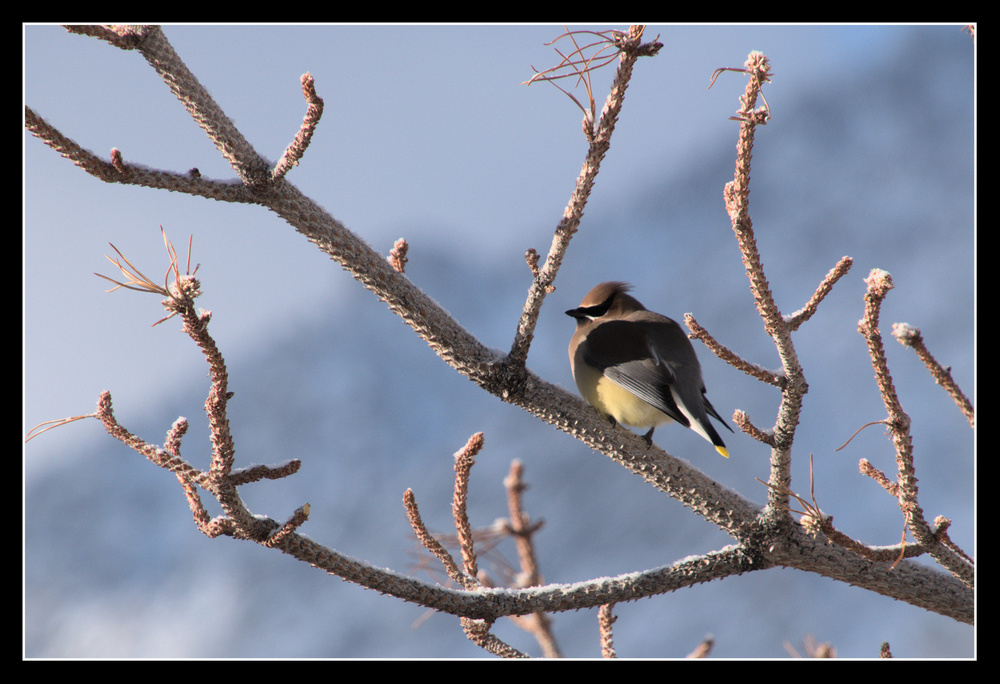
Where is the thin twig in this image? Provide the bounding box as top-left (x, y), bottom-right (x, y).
top-left (272, 72), bottom-right (324, 182)
top-left (508, 25), bottom-right (662, 369)
top-left (892, 322), bottom-right (974, 427)
top-left (785, 256), bottom-right (854, 331)
top-left (453, 432), bottom-right (484, 580)
top-left (599, 604), bottom-right (617, 658)
top-left (404, 489), bottom-right (475, 589)
top-left (504, 460), bottom-right (560, 658)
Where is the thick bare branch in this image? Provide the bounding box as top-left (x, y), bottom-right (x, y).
top-left (26, 29), bottom-right (973, 640)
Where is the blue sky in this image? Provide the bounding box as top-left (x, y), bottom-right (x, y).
top-left (25, 24), bottom-right (975, 658)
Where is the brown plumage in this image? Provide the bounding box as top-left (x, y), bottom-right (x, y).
top-left (566, 282), bottom-right (732, 457)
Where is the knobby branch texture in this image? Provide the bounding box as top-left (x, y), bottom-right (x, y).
top-left (26, 25), bottom-right (973, 644)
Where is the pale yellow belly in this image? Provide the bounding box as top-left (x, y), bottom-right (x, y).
top-left (576, 368), bottom-right (673, 429)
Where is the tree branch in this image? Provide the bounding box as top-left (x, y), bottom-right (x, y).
top-left (26, 28), bottom-right (973, 648)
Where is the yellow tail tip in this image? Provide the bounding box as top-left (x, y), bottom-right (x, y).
top-left (716, 445), bottom-right (730, 458)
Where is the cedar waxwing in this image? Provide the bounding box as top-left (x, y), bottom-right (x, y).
top-left (566, 282), bottom-right (733, 457)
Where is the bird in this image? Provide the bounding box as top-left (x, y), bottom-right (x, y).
top-left (566, 281), bottom-right (733, 457)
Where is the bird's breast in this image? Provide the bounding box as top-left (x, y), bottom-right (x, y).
top-left (573, 362), bottom-right (672, 429)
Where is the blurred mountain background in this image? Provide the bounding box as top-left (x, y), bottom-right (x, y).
top-left (25, 24), bottom-right (974, 658)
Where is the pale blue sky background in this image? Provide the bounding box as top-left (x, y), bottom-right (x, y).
top-left (25, 24), bottom-right (974, 658)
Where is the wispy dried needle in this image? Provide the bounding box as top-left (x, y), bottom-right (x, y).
top-left (523, 27), bottom-right (646, 126)
top-left (95, 227), bottom-right (199, 326)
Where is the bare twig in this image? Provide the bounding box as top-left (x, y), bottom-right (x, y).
top-left (26, 30), bottom-right (974, 640)
top-left (461, 618), bottom-right (528, 658)
top-left (858, 458), bottom-right (900, 497)
top-left (858, 270), bottom-right (973, 585)
top-left (407, 436), bottom-right (532, 657)
top-left (722, 52), bottom-right (779, 335)
top-left (686, 313), bottom-right (785, 388)
top-left (785, 256), bottom-right (854, 331)
top-left (598, 604), bottom-right (617, 658)
top-left (508, 25), bottom-right (662, 369)
top-left (404, 489), bottom-right (474, 589)
top-left (732, 409), bottom-right (776, 447)
top-left (503, 460), bottom-right (560, 658)
top-left (272, 72), bottom-right (324, 182)
top-left (263, 505), bottom-right (311, 548)
top-left (758, 454), bottom-right (924, 566)
top-left (714, 52), bottom-right (809, 520)
top-left (452, 432), bottom-right (484, 580)
top-left (451, 436), bottom-right (530, 658)
top-left (892, 322), bottom-right (974, 427)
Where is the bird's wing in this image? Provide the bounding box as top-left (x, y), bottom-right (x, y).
top-left (581, 318), bottom-right (690, 426)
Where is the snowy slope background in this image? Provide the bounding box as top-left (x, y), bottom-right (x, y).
top-left (25, 24), bottom-right (974, 658)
